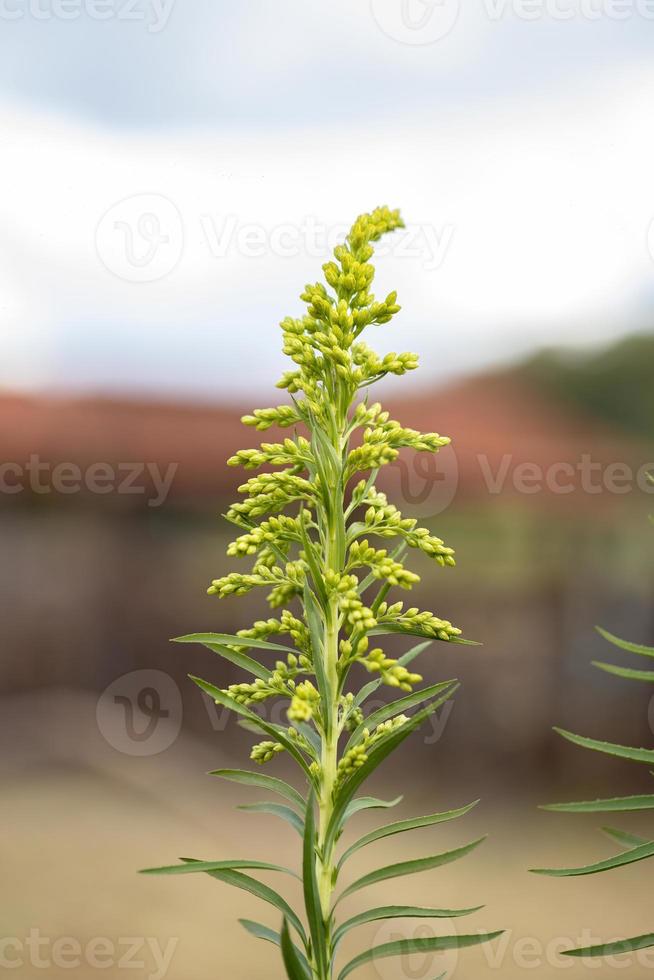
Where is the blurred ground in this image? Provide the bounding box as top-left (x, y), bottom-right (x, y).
top-left (4, 688), bottom-right (654, 980)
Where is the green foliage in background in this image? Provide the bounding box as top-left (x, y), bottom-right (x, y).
top-left (521, 334), bottom-right (654, 439)
top-left (533, 526), bottom-right (654, 957)
top-left (142, 208), bottom-right (502, 978)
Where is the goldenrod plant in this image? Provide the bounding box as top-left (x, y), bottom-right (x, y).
top-left (142, 208), bottom-right (502, 979)
top-left (533, 537), bottom-right (654, 958)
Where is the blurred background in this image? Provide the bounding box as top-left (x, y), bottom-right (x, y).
top-left (2, 2), bottom-right (654, 978)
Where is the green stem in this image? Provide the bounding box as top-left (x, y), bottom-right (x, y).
top-left (314, 418), bottom-right (346, 978)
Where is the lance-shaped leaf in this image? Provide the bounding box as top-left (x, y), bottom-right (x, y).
top-left (602, 826), bottom-right (649, 849)
top-left (190, 675), bottom-right (315, 780)
top-left (173, 632), bottom-right (295, 653)
top-left (209, 769), bottom-right (306, 812)
top-left (531, 838), bottom-right (654, 876)
top-left (178, 859), bottom-right (307, 946)
top-left (337, 931), bottom-right (504, 980)
top-left (343, 796), bottom-right (404, 820)
top-left (593, 661), bottom-right (654, 683)
top-left (336, 837), bottom-right (486, 904)
top-left (177, 637), bottom-right (271, 680)
top-left (140, 858), bottom-right (299, 878)
top-left (281, 918), bottom-right (311, 980)
top-left (302, 793), bottom-right (328, 977)
top-left (596, 626), bottom-right (654, 660)
top-left (240, 920), bottom-right (312, 974)
top-left (326, 685), bottom-right (459, 852)
top-left (338, 800), bottom-right (479, 867)
top-left (553, 728), bottom-right (654, 765)
top-left (541, 794), bottom-right (654, 814)
top-left (238, 802), bottom-right (305, 836)
top-left (345, 679), bottom-right (457, 752)
top-left (563, 933), bottom-right (654, 957)
top-left (368, 623), bottom-right (478, 645)
top-left (333, 904), bottom-right (484, 945)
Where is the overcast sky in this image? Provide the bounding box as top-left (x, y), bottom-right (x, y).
top-left (2, 0), bottom-right (654, 398)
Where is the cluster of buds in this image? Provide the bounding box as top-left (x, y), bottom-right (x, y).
top-left (337, 713), bottom-right (410, 783)
top-left (227, 511), bottom-right (313, 558)
top-left (287, 680), bottom-right (320, 722)
top-left (227, 472), bottom-right (316, 522)
top-left (228, 436), bottom-right (311, 471)
top-left (237, 611), bottom-right (312, 657)
top-left (241, 405), bottom-right (301, 431)
top-left (351, 343), bottom-right (419, 384)
top-left (339, 692), bottom-right (365, 732)
top-left (208, 559), bottom-right (306, 601)
top-left (224, 652), bottom-right (306, 707)
top-left (359, 647), bottom-right (423, 691)
top-left (250, 740), bottom-right (285, 765)
top-left (325, 572), bottom-right (377, 632)
top-left (377, 600), bottom-right (462, 642)
top-left (347, 539), bottom-right (420, 589)
top-left (360, 487), bottom-right (456, 566)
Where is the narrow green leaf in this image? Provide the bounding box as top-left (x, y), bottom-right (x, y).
top-left (239, 920), bottom-right (311, 974)
top-left (596, 626), bottom-right (654, 660)
top-left (338, 801), bottom-right (479, 867)
top-left (326, 686), bottom-right (460, 852)
top-left (190, 676), bottom-right (315, 780)
top-left (563, 933), bottom-right (654, 957)
top-left (346, 679), bottom-right (457, 752)
top-left (593, 661), bottom-right (654, 683)
top-left (531, 838), bottom-right (654, 876)
top-left (337, 931), bottom-right (504, 980)
top-left (368, 623), bottom-right (469, 642)
top-left (602, 826), bottom-right (650, 848)
top-left (281, 918), bottom-right (311, 980)
top-left (239, 918), bottom-right (280, 946)
top-left (333, 904), bottom-right (484, 944)
top-left (541, 794), bottom-right (654, 814)
top-left (191, 640), bottom-right (271, 680)
top-left (140, 858), bottom-right (298, 878)
top-left (298, 507), bottom-right (328, 608)
top-left (209, 769), bottom-right (306, 812)
top-left (337, 837), bottom-right (486, 903)
top-left (553, 728), bottom-right (654, 765)
top-left (173, 632), bottom-right (295, 653)
top-left (207, 869), bottom-right (306, 945)
top-left (238, 803), bottom-right (305, 836)
top-left (343, 796), bottom-right (403, 820)
top-left (302, 793), bottom-right (328, 976)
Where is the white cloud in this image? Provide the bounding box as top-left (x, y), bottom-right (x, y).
top-left (1, 64), bottom-right (654, 395)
